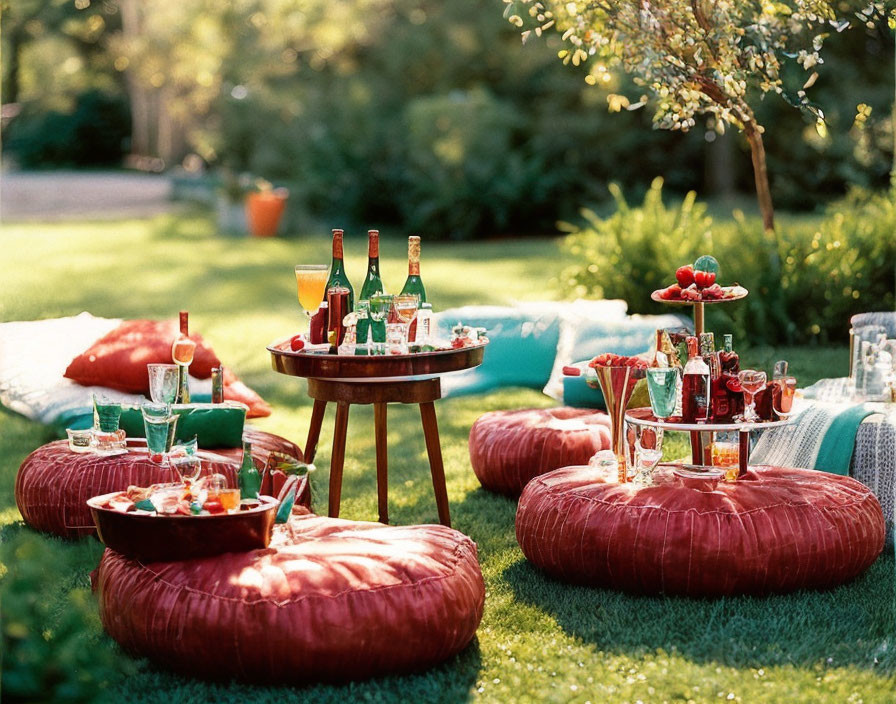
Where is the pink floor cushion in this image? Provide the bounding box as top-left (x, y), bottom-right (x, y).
top-left (516, 465), bottom-right (885, 597)
top-left (95, 514), bottom-right (485, 684)
top-left (468, 407), bottom-right (611, 496)
top-left (15, 428), bottom-right (309, 538)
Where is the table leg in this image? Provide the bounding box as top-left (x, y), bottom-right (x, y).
top-left (304, 399), bottom-right (327, 464)
top-left (419, 401), bottom-right (451, 527)
top-left (374, 402), bottom-right (388, 524)
top-left (738, 430), bottom-right (750, 478)
top-left (328, 402), bottom-right (350, 518)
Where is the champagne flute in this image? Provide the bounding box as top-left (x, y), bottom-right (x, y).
top-left (170, 453), bottom-right (202, 488)
top-left (628, 424), bottom-right (663, 486)
top-left (737, 370), bottom-right (767, 423)
top-left (294, 265), bottom-right (330, 334)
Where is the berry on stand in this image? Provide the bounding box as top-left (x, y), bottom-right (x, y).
top-left (290, 335), bottom-right (305, 351)
top-left (675, 265), bottom-right (695, 287)
top-left (694, 270), bottom-right (716, 288)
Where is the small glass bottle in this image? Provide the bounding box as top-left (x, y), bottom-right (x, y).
top-left (171, 311), bottom-right (196, 404)
top-left (682, 336), bottom-right (710, 423)
top-left (211, 366), bottom-right (224, 404)
top-left (238, 440), bottom-right (261, 500)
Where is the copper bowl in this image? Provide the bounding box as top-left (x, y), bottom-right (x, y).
top-left (87, 490), bottom-right (277, 562)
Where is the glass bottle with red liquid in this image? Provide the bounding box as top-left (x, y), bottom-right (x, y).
top-left (682, 336), bottom-right (710, 423)
top-left (718, 334), bottom-right (743, 420)
top-left (171, 311), bottom-right (196, 404)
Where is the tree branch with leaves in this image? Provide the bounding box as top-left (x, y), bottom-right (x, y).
top-left (504, 0), bottom-right (892, 233)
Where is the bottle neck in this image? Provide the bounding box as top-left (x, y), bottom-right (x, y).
top-left (407, 237), bottom-right (421, 276)
top-left (332, 230), bottom-right (344, 261)
top-left (179, 311), bottom-right (189, 336)
top-left (368, 231), bottom-right (379, 259)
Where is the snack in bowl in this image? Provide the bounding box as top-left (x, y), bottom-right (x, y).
top-left (588, 353), bottom-right (648, 369)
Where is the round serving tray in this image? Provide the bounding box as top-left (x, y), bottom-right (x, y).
top-left (625, 406), bottom-right (791, 432)
top-left (649, 287), bottom-right (748, 305)
top-left (88, 490), bottom-right (277, 562)
top-left (268, 340), bottom-right (486, 380)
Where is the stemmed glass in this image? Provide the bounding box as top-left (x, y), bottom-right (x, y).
top-left (393, 293), bottom-right (420, 347)
top-left (737, 369), bottom-right (767, 423)
top-left (295, 265), bottom-right (330, 334)
top-left (645, 367), bottom-right (680, 421)
top-left (170, 453), bottom-right (202, 488)
top-left (147, 364), bottom-right (179, 404)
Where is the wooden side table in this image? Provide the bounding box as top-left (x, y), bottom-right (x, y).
top-left (268, 343), bottom-right (486, 527)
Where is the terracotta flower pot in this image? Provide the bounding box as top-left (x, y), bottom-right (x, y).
top-left (245, 188), bottom-right (288, 237)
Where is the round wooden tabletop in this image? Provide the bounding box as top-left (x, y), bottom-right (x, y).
top-left (649, 286), bottom-right (748, 305)
top-left (268, 340), bottom-right (486, 381)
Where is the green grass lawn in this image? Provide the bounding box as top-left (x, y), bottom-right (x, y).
top-left (1, 214), bottom-right (893, 703)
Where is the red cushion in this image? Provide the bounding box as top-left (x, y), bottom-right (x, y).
top-left (64, 319), bottom-right (220, 391)
top-left (15, 428), bottom-right (308, 538)
top-left (468, 407), bottom-right (611, 496)
top-left (95, 515), bottom-right (484, 683)
top-left (515, 465), bottom-right (885, 596)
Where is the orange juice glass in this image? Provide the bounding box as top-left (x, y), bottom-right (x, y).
top-left (218, 488), bottom-right (241, 511)
top-left (295, 265), bottom-right (330, 316)
top-left (711, 441), bottom-right (739, 482)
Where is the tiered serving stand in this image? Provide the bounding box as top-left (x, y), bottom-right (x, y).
top-left (625, 285), bottom-right (790, 477)
top-left (269, 342), bottom-right (486, 526)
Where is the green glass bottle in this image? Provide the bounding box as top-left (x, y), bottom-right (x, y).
top-left (399, 235), bottom-right (426, 305)
top-left (324, 228), bottom-right (354, 311)
top-left (359, 229), bottom-right (385, 302)
top-left (238, 440), bottom-right (261, 500)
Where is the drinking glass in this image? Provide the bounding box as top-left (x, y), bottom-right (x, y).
top-left (737, 370), bottom-right (767, 423)
top-left (627, 424), bottom-right (664, 486)
top-left (773, 377), bottom-right (798, 419)
top-left (147, 363), bottom-right (179, 404)
top-left (141, 403), bottom-right (178, 464)
top-left (170, 453), bottom-right (202, 487)
top-left (368, 293), bottom-right (393, 352)
top-left (385, 323), bottom-right (407, 355)
top-left (93, 394), bottom-right (122, 433)
top-left (646, 367), bottom-right (680, 421)
top-left (711, 440), bottom-right (740, 482)
top-left (294, 264), bottom-right (330, 332)
top-left (393, 293), bottom-right (419, 346)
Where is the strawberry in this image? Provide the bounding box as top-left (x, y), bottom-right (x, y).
top-left (694, 270), bottom-right (716, 288)
top-left (659, 284), bottom-right (682, 300)
top-left (290, 335), bottom-right (305, 351)
top-left (675, 265), bottom-right (695, 287)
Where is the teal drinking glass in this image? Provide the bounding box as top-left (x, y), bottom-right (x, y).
top-left (646, 367), bottom-right (680, 421)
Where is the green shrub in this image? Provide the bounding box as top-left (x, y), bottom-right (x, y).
top-left (1, 527), bottom-right (131, 702)
top-left (561, 180), bottom-right (896, 345)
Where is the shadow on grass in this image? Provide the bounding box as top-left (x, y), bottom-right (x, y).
top-left (502, 553), bottom-right (896, 673)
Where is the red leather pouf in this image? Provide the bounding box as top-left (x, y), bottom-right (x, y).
top-left (95, 514), bottom-right (485, 684)
top-left (516, 465), bottom-right (885, 597)
top-left (469, 407), bottom-right (611, 496)
top-left (15, 427), bottom-right (308, 538)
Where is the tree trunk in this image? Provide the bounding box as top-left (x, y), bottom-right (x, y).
top-left (742, 121), bottom-right (775, 233)
top-left (3, 28), bottom-right (24, 105)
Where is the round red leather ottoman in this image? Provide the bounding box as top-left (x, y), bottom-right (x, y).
top-left (469, 407), bottom-right (611, 496)
top-left (516, 465), bottom-right (885, 596)
top-left (95, 514), bottom-right (485, 684)
top-left (15, 427), bottom-right (308, 538)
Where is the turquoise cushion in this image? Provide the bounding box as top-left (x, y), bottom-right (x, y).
top-left (119, 402), bottom-right (247, 448)
top-left (435, 304), bottom-right (563, 395)
top-left (562, 376), bottom-right (605, 409)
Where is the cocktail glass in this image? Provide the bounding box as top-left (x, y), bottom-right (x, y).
top-left (141, 402), bottom-right (179, 465)
top-left (170, 453), bottom-right (202, 487)
top-left (593, 365), bottom-right (647, 483)
top-left (147, 363), bottom-right (179, 404)
top-left (294, 264), bottom-right (330, 333)
top-left (645, 367), bottom-right (679, 421)
top-left (627, 424), bottom-right (663, 486)
top-left (737, 370), bottom-right (767, 423)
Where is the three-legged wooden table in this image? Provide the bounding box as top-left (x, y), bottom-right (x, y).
top-left (268, 343), bottom-right (486, 527)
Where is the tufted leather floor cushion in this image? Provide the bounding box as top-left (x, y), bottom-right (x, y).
top-left (15, 428), bottom-right (308, 538)
top-left (469, 407), bottom-right (611, 496)
top-left (516, 465), bottom-right (885, 596)
top-left (95, 514), bottom-right (485, 684)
